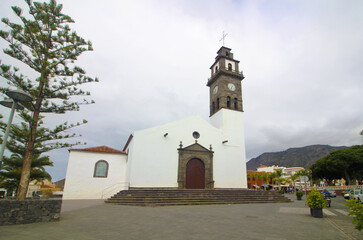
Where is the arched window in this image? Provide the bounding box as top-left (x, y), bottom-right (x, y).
top-left (212, 102), bottom-right (215, 114)
top-left (217, 98), bottom-right (220, 109)
top-left (234, 98), bottom-right (238, 110)
top-left (94, 160), bottom-right (109, 178)
top-left (228, 63), bottom-right (232, 70)
top-left (215, 66), bottom-right (219, 73)
top-left (227, 96), bottom-right (231, 108)
top-left (226, 52), bottom-right (229, 57)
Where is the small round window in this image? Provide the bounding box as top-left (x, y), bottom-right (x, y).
top-left (192, 131), bottom-right (200, 139)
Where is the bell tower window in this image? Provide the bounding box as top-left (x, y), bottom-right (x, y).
top-left (227, 96), bottom-right (231, 108)
top-left (215, 66), bottom-right (218, 73)
top-left (234, 98), bottom-right (238, 110)
top-left (228, 63), bottom-right (232, 71)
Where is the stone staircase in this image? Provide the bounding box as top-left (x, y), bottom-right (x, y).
top-left (105, 188), bottom-right (292, 206)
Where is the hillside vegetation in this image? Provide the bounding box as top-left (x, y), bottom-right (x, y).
top-left (247, 145), bottom-right (346, 170)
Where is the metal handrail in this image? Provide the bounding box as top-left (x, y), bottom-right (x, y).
top-left (101, 182), bottom-right (130, 199)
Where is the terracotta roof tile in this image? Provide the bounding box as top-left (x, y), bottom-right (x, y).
top-left (69, 146), bottom-right (127, 154)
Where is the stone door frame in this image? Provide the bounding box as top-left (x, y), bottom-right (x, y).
top-left (177, 142), bottom-right (214, 189)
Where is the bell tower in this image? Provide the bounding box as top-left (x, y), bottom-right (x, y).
top-left (207, 47), bottom-right (244, 116)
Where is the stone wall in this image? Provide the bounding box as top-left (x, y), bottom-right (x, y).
top-left (0, 199), bottom-right (61, 225)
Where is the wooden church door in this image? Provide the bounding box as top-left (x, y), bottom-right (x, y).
top-left (185, 158), bottom-right (205, 189)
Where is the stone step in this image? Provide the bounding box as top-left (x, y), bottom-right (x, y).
top-left (108, 197), bottom-right (285, 201)
top-left (110, 196), bottom-right (287, 199)
top-left (113, 190), bottom-right (283, 195)
top-left (105, 189), bottom-right (292, 206)
top-left (105, 200), bottom-right (290, 206)
top-left (106, 198), bottom-right (290, 203)
top-left (111, 194), bottom-right (287, 199)
top-left (113, 192), bottom-right (284, 196)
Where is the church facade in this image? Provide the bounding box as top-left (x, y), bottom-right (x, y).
top-left (63, 47), bottom-right (248, 199)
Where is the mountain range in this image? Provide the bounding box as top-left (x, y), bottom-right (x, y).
top-left (246, 144), bottom-right (347, 171)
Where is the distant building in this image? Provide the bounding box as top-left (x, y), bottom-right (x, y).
top-left (247, 170), bottom-right (267, 189)
top-left (283, 167), bottom-right (304, 176)
top-left (255, 165), bottom-right (306, 190)
top-left (256, 165), bottom-right (304, 176)
top-left (256, 165), bottom-right (284, 173)
top-left (27, 180), bottom-right (61, 198)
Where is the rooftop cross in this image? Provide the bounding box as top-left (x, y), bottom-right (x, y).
top-left (219, 31), bottom-right (228, 46)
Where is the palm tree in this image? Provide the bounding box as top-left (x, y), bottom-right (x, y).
top-left (261, 172), bottom-right (269, 190)
top-left (275, 169), bottom-right (283, 190)
top-left (252, 172), bottom-right (260, 189)
top-left (247, 173), bottom-right (252, 189)
top-left (269, 172), bottom-right (277, 186)
top-left (295, 169), bottom-right (311, 193)
top-left (289, 173), bottom-right (299, 191)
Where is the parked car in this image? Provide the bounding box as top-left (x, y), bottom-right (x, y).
top-left (344, 190), bottom-right (352, 199)
top-left (349, 189), bottom-right (363, 201)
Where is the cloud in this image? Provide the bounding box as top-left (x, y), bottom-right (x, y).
top-left (0, 0), bottom-right (362, 181)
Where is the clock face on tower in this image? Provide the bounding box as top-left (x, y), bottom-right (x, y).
top-left (228, 83), bottom-right (236, 91)
top-left (213, 86), bottom-right (218, 94)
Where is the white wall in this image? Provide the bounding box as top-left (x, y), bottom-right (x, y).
top-left (128, 116), bottom-right (219, 187)
top-left (128, 112), bottom-right (247, 189)
top-left (210, 109), bottom-right (247, 188)
top-left (63, 151), bottom-right (128, 199)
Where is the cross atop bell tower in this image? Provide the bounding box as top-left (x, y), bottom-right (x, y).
top-left (207, 47), bottom-right (244, 116)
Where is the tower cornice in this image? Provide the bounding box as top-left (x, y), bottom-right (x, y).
top-left (207, 68), bottom-right (244, 87)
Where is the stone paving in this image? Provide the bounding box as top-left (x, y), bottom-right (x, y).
top-left (0, 194), bottom-right (362, 240)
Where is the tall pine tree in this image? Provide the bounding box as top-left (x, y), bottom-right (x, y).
top-left (0, 0), bottom-right (98, 200)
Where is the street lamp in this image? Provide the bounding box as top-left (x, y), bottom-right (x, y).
top-left (0, 89), bottom-right (32, 170)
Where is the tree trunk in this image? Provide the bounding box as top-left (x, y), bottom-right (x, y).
top-left (16, 150), bottom-right (33, 199)
top-left (344, 171), bottom-right (351, 186)
top-left (16, 82), bottom-right (43, 200)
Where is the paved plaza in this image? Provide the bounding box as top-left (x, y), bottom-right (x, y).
top-left (0, 195), bottom-right (362, 240)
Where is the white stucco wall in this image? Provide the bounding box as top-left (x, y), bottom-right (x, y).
top-left (63, 151), bottom-right (128, 199)
top-left (210, 109), bottom-right (247, 188)
top-left (127, 110), bottom-right (247, 189)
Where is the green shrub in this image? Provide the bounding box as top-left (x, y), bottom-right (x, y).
top-left (296, 190), bottom-right (304, 197)
top-left (41, 188), bottom-right (53, 198)
top-left (345, 199), bottom-right (363, 231)
top-left (306, 189), bottom-right (327, 209)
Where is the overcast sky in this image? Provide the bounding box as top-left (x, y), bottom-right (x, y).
top-left (1, 0), bottom-right (362, 181)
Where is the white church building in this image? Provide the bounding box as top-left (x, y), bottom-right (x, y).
top-left (63, 47), bottom-right (248, 199)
